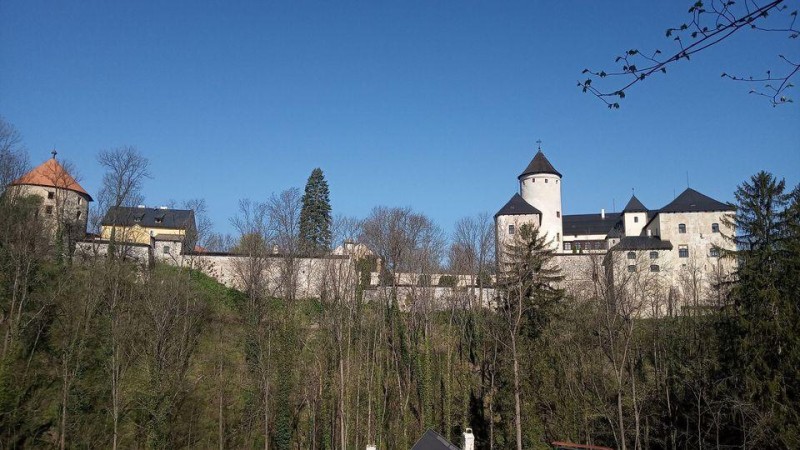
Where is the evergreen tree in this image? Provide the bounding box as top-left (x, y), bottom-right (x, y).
top-left (299, 168), bottom-right (332, 254)
top-left (719, 171), bottom-right (800, 447)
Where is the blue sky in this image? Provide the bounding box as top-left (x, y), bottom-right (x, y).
top-left (2, 1), bottom-right (798, 238)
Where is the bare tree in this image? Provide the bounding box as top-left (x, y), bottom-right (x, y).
top-left (0, 116), bottom-right (29, 195)
top-left (266, 188), bottom-right (302, 301)
top-left (95, 146), bottom-right (151, 243)
top-left (579, 0), bottom-right (799, 107)
top-left (450, 213), bottom-right (495, 306)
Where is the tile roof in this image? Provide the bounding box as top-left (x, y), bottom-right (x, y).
top-left (102, 206), bottom-right (195, 230)
top-left (622, 195), bottom-right (647, 213)
top-left (563, 212), bottom-right (621, 236)
top-left (11, 157), bottom-right (93, 200)
top-left (611, 236), bottom-right (673, 251)
top-left (411, 429), bottom-right (460, 450)
top-left (660, 188), bottom-right (734, 213)
top-left (495, 193), bottom-right (542, 218)
top-left (519, 150), bottom-right (562, 179)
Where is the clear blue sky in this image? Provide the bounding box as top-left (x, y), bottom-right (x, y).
top-left (2, 1), bottom-right (798, 238)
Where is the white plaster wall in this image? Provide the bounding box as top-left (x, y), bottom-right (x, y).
top-left (495, 213), bottom-right (540, 267)
top-left (623, 211), bottom-right (647, 237)
top-left (519, 173), bottom-right (562, 249)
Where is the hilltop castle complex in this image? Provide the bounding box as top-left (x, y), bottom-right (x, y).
top-left (7, 150), bottom-right (737, 313)
top-left (495, 149), bottom-right (737, 312)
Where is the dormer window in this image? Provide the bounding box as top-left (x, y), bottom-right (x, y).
top-left (155, 217), bottom-right (164, 224)
top-left (678, 223), bottom-right (686, 234)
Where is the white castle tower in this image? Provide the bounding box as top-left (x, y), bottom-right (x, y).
top-left (495, 147), bottom-right (564, 262)
top-left (518, 148), bottom-right (563, 250)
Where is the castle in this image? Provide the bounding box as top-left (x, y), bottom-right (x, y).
top-left (495, 148), bottom-right (737, 312)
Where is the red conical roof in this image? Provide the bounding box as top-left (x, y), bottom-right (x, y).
top-left (11, 157), bottom-right (93, 201)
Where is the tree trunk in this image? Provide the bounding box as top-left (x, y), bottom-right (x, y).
top-left (511, 335), bottom-right (523, 450)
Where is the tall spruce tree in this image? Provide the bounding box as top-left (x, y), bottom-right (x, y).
top-left (719, 171), bottom-right (800, 447)
top-left (299, 168), bottom-right (332, 254)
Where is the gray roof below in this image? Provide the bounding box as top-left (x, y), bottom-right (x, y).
top-left (102, 206), bottom-right (195, 230)
top-left (660, 188), bottom-right (734, 213)
top-left (411, 429), bottom-right (460, 450)
top-left (562, 212), bottom-right (621, 237)
top-left (495, 193), bottom-right (542, 218)
top-left (519, 150), bottom-right (562, 178)
top-left (611, 236), bottom-right (674, 251)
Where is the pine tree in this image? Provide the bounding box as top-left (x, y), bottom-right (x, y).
top-left (719, 171), bottom-right (800, 447)
top-left (299, 168), bottom-right (332, 254)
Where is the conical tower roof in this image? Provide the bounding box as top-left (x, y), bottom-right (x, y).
top-left (519, 150), bottom-right (561, 179)
top-left (11, 157), bottom-right (93, 200)
top-left (622, 195), bottom-right (647, 213)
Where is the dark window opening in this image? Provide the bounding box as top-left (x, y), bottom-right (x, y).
top-left (649, 251), bottom-right (658, 259)
top-left (627, 265), bottom-right (636, 273)
top-left (627, 251), bottom-right (636, 260)
top-left (712, 223), bottom-right (720, 233)
top-left (710, 247), bottom-right (720, 257)
top-left (163, 246), bottom-right (171, 254)
top-left (76, 211), bottom-right (82, 219)
top-left (679, 245), bottom-right (689, 258)
top-left (650, 264), bottom-right (660, 272)
top-left (678, 223), bottom-right (686, 234)
top-left (47, 191), bottom-right (54, 199)
top-left (45, 206), bottom-right (53, 215)
top-left (508, 224), bottom-right (515, 235)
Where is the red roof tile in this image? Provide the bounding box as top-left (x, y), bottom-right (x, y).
top-left (11, 158), bottom-right (93, 201)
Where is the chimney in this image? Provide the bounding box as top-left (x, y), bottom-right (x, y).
top-left (601, 208), bottom-right (605, 219)
top-left (463, 428), bottom-right (475, 450)
top-left (647, 229), bottom-right (652, 237)
top-left (366, 446), bottom-right (376, 450)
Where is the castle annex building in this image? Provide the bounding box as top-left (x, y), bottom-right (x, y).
top-left (495, 149), bottom-right (736, 309)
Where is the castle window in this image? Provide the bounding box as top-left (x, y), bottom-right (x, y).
top-left (47, 191), bottom-right (54, 199)
top-left (545, 179), bottom-right (548, 183)
top-left (627, 265), bottom-right (636, 273)
top-left (678, 223), bottom-right (686, 234)
top-left (575, 242), bottom-right (582, 250)
top-left (712, 223), bottom-right (720, 233)
top-left (45, 206), bottom-right (53, 215)
top-left (679, 245), bottom-right (689, 258)
top-left (556, 211), bottom-right (560, 218)
top-left (78, 198), bottom-right (83, 205)
top-left (76, 211), bottom-right (82, 219)
top-left (649, 251), bottom-right (658, 259)
top-left (564, 242), bottom-right (572, 251)
top-left (650, 264), bottom-right (660, 272)
top-left (634, 216), bottom-right (639, 223)
top-left (508, 224), bottom-right (515, 235)
top-left (627, 251), bottom-right (636, 260)
top-left (556, 232), bottom-right (560, 241)
top-left (163, 246), bottom-right (171, 254)
top-left (155, 217), bottom-right (164, 224)
top-left (710, 247), bottom-right (720, 257)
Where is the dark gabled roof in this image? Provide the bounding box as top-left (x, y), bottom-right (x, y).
top-left (495, 193), bottom-right (542, 218)
top-left (622, 195), bottom-right (648, 213)
top-left (102, 206), bottom-right (195, 230)
top-left (611, 236), bottom-right (673, 251)
top-left (562, 212), bottom-right (621, 236)
top-left (519, 150), bottom-right (562, 179)
top-left (411, 429), bottom-right (460, 450)
top-left (660, 188), bottom-right (734, 213)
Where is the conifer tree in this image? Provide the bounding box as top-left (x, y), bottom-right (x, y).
top-left (299, 168), bottom-right (332, 254)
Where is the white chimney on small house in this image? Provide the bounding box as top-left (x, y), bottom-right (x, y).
top-left (647, 229), bottom-right (652, 237)
top-left (463, 428), bottom-right (475, 450)
top-left (601, 208), bottom-right (606, 219)
top-left (366, 445), bottom-right (376, 450)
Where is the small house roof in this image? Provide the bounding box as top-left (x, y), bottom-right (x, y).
top-left (102, 206), bottom-right (195, 230)
top-left (660, 188), bottom-right (734, 213)
top-left (519, 150), bottom-right (562, 179)
top-left (622, 195), bottom-right (648, 213)
top-left (10, 157), bottom-right (93, 200)
top-left (411, 429), bottom-right (460, 450)
top-left (495, 193), bottom-right (542, 218)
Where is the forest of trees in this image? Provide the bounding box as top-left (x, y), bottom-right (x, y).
top-left (1, 121), bottom-right (799, 449)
